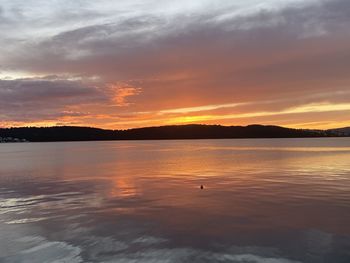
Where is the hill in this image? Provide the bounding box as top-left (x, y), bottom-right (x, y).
top-left (327, 127), bottom-right (350, 136)
top-left (0, 124), bottom-right (335, 142)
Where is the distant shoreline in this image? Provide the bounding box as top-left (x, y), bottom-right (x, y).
top-left (1, 124), bottom-right (348, 143)
top-left (2, 137), bottom-right (350, 145)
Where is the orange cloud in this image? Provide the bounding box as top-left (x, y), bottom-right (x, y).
top-left (108, 84), bottom-right (141, 107)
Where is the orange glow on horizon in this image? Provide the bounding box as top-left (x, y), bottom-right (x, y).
top-left (1, 101), bottom-right (350, 130)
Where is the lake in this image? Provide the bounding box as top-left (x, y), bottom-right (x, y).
top-left (0, 138), bottom-right (350, 263)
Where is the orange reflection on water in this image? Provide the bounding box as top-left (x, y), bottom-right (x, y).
top-left (109, 176), bottom-right (139, 198)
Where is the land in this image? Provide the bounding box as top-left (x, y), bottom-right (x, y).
top-left (0, 137), bottom-right (28, 143)
top-left (0, 124), bottom-right (349, 142)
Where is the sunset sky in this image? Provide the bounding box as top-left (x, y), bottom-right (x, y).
top-left (1, 0), bottom-right (350, 129)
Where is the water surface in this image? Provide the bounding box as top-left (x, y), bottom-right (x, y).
top-left (1, 138), bottom-right (350, 262)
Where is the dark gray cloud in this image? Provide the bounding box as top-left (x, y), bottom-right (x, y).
top-left (0, 78), bottom-right (106, 122)
top-left (5, 0), bottom-right (349, 82)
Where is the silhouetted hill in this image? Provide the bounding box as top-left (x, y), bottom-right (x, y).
top-left (327, 127), bottom-right (350, 136)
top-left (0, 124), bottom-right (337, 142)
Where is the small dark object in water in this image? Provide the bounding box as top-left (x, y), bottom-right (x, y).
top-left (200, 185), bottom-right (204, 189)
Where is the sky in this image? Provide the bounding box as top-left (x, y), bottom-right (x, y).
top-left (0, 0), bottom-right (350, 130)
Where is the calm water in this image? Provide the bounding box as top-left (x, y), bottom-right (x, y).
top-left (0, 138), bottom-right (350, 263)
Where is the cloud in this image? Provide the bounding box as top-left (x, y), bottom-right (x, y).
top-left (0, 0), bottom-right (350, 128)
top-left (108, 83), bottom-right (142, 106)
top-left (0, 78), bottom-right (105, 123)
